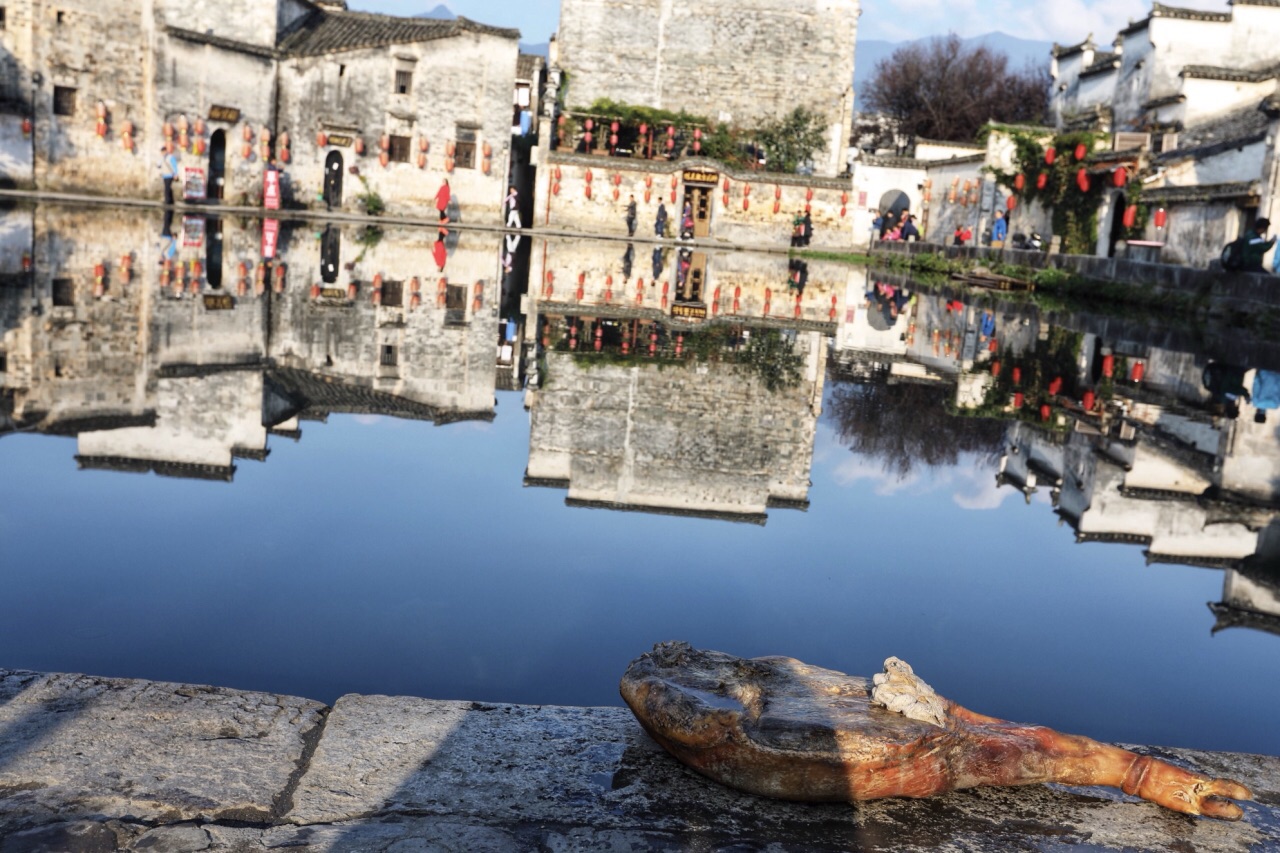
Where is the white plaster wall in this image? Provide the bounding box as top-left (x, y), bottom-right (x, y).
top-left (1163, 142), bottom-right (1266, 187)
top-left (1229, 5), bottom-right (1280, 66)
top-left (1113, 31), bottom-right (1154, 129)
top-left (1075, 70), bottom-right (1117, 115)
top-left (1182, 77), bottom-right (1276, 125)
top-left (1147, 17), bottom-right (1233, 99)
top-left (914, 142), bottom-right (984, 161)
top-left (158, 0), bottom-right (281, 49)
top-left (1222, 570), bottom-right (1280, 618)
top-left (279, 33), bottom-right (517, 219)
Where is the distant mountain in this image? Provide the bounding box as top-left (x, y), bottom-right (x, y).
top-left (855, 31), bottom-right (1053, 89)
top-left (415, 4), bottom-right (547, 58)
top-left (415, 4), bottom-right (454, 19)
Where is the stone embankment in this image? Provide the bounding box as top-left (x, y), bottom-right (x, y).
top-left (1, 668), bottom-right (1278, 852)
top-left (871, 240), bottom-right (1280, 319)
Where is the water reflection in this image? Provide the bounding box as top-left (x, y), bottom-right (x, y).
top-left (4, 203), bottom-right (1280, 664)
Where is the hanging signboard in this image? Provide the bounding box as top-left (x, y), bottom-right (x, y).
top-left (263, 170), bottom-right (281, 210)
top-left (181, 216), bottom-right (205, 248)
top-left (208, 105), bottom-right (241, 124)
top-left (183, 167), bottom-right (206, 201)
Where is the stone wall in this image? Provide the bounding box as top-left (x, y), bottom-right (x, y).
top-left (528, 236), bottom-right (850, 329)
top-left (540, 153), bottom-right (853, 248)
top-left (269, 224), bottom-right (502, 417)
top-left (29, 0), bottom-right (152, 196)
top-left (526, 342), bottom-right (822, 518)
top-left (158, 0), bottom-right (301, 50)
top-left (278, 33), bottom-right (518, 219)
top-left (555, 0), bottom-right (858, 177)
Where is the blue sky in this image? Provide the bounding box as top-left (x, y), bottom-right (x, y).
top-left (348, 0), bottom-right (1231, 45)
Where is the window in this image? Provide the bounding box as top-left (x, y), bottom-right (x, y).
top-left (0, 352), bottom-right (7, 373)
top-left (445, 283), bottom-right (467, 325)
top-left (338, 64), bottom-right (346, 77)
top-left (52, 278), bottom-right (73, 306)
top-left (388, 134), bottom-right (410, 163)
top-left (0, 8), bottom-right (7, 30)
top-left (381, 279), bottom-right (404, 307)
top-left (454, 126), bottom-right (477, 169)
top-left (56, 10), bottom-right (64, 25)
top-left (394, 70), bottom-right (412, 95)
top-left (380, 344), bottom-right (398, 366)
top-left (53, 85), bottom-right (76, 117)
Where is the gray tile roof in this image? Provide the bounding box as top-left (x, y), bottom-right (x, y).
top-left (1079, 52), bottom-right (1120, 78)
top-left (1181, 63), bottom-right (1280, 83)
top-left (516, 53), bottom-right (543, 82)
top-left (1141, 180), bottom-right (1261, 204)
top-left (278, 9), bottom-right (518, 57)
top-left (1157, 101), bottom-right (1274, 162)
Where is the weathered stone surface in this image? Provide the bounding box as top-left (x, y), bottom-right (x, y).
top-left (1, 668), bottom-right (1278, 851)
top-left (0, 670), bottom-right (326, 832)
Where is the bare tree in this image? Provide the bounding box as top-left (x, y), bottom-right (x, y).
top-left (861, 35), bottom-right (1050, 144)
top-left (828, 378), bottom-right (1005, 479)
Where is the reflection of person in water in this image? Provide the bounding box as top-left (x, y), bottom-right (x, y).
top-left (652, 247), bottom-right (665, 279)
top-left (622, 243), bottom-right (634, 280)
top-left (1203, 361), bottom-right (1250, 419)
top-left (788, 259), bottom-right (808, 294)
top-left (1252, 369), bottom-right (1280, 423)
top-left (676, 249), bottom-right (691, 288)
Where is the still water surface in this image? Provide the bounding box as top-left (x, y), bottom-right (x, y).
top-left (1, 206), bottom-right (1277, 758)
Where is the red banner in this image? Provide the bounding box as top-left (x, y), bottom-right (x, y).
top-left (263, 170), bottom-right (281, 210)
top-left (262, 218), bottom-right (279, 259)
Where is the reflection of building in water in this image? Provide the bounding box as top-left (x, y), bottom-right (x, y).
top-left (522, 238), bottom-right (832, 522)
top-left (0, 207), bottom-right (502, 480)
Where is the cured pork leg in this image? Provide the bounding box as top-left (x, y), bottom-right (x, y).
top-left (620, 642), bottom-right (1252, 820)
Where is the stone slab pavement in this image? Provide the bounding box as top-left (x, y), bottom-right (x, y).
top-left (0, 669), bottom-right (1277, 852)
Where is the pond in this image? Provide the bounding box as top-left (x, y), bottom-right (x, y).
top-left (1, 204), bottom-right (1277, 759)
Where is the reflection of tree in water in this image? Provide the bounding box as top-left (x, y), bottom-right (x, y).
top-left (829, 378), bottom-right (1005, 479)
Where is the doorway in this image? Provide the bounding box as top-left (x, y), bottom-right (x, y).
top-left (682, 185), bottom-right (713, 238)
top-left (1107, 192), bottom-right (1127, 258)
top-left (674, 249), bottom-right (707, 303)
top-left (324, 151), bottom-right (344, 210)
top-left (208, 130), bottom-right (226, 201)
top-left (320, 224), bottom-right (341, 284)
top-left (205, 217), bottom-right (224, 288)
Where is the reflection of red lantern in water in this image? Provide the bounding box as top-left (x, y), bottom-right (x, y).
top-left (1076, 169), bottom-right (1090, 192)
top-left (991, 360), bottom-right (1001, 377)
top-left (1012, 367), bottom-right (1022, 385)
top-left (1040, 404), bottom-right (1051, 421)
top-left (1082, 390), bottom-right (1096, 411)
top-left (1048, 377), bottom-right (1063, 396)
top-left (1013, 392), bottom-right (1024, 409)
top-left (1102, 354), bottom-right (1115, 377)
top-left (1074, 143), bottom-right (1087, 161)
top-left (1113, 167), bottom-right (1127, 187)
top-left (1044, 147), bottom-right (1056, 165)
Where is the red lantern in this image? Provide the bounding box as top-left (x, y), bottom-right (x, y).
top-left (638, 123), bottom-right (648, 136)
top-left (1012, 367), bottom-right (1022, 385)
top-left (1076, 169), bottom-right (1090, 193)
top-left (666, 125), bottom-right (675, 137)
top-left (1083, 390), bottom-right (1096, 411)
top-left (1040, 404), bottom-right (1051, 421)
top-left (1044, 147), bottom-right (1056, 165)
top-left (1154, 207), bottom-right (1167, 228)
top-left (584, 132), bottom-right (593, 146)
top-left (21, 117), bottom-right (32, 137)
top-left (610, 121), bottom-right (619, 133)
top-left (1006, 195), bottom-right (1017, 211)
top-left (1014, 173), bottom-right (1025, 191)
top-left (585, 168), bottom-right (593, 182)
top-left (991, 360), bottom-right (1001, 377)
top-left (316, 131), bottom-right (328, 147)
top-left (1013, 392), bottom-right (1025, 409)
top-left (1102, 354), bottom-right (1115, 378)
top-left (584, 119), bottom-right (594, 131)
top-left (1048, 377), bottom-right (1063, 396)
top-left (1036, 172), bottom-right (1047, 190)
top-left (1112, 167), bottom-right (1127, 187)
top-left (1122, 205), bottom-right (1137, 229)
top-left (1074, 143), bottom-right (1087, 161)
top-left (1131, 362), bottom-right (1145, 383)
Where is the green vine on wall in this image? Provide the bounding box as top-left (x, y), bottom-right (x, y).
top-left (984, 128), bottom-right (1146, 255)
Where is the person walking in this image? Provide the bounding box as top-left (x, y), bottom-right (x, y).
top-left (159, 147), bottom-right (179, 206)
top-left (655, 201), bottom-right (669, 237)
top-left (626, 195), bottom-right (637, 237)
top-left (801, 210), bottom-right (813, 247)
top-left (1242, 217), bottom-right (1276, 273)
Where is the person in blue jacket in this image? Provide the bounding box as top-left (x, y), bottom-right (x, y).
top-left (992, 210), bottom-right (1008, 246)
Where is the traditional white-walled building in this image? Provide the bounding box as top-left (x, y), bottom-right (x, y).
top-left (1048, 1), bottom-right (1280, 268)
top-left (0, 0), bottom-right (520, 219)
